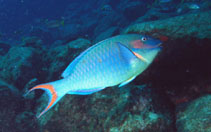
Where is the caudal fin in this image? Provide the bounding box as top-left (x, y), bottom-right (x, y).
top-left (25, 83), bottom-right (65, 118)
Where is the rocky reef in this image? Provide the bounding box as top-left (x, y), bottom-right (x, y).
top-left (176, 95), bottom-right (211, 132)
top-left (0, 6), bottom-right (210, 132)
top-left (38, 85), bottom-right (174, 132)
top-left (124, 11), bottom-right (211, 39)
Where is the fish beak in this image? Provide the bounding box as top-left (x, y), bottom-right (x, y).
top-left (133, 52), bottom-right (149, 63)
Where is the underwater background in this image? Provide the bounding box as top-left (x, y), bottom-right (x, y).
top-left (0, 0), bottom-right (211, 132)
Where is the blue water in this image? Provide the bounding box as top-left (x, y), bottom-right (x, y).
top-left (1, 0), bottom-right (203, 44)
top-left (0, 0), bottom-right (210, 132)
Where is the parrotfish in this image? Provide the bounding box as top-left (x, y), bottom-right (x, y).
top-left (26, 34), bottom-right (162, 118)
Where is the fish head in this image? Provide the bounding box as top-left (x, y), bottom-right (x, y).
top-left (129, 35), bottom-right (162, 50)
top-left (129, 35), bottom-right (162, 63)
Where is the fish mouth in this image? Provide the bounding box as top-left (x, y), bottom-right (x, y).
top-left (150, 43), bottom-right (162, 50)
top-left (149, 43), bottom-right (162, 49)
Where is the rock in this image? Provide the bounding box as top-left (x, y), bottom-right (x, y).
top-left (118, 1), bottom-right (147, 21)
top-left (21, 36), bottom-right (43, 48)
top-left (109, 112), bottom-right (167, 132)
top-left (0, 42), bottom-right (11, 55)
top-left (0, 86), bottom-right (39, 132)
top-left (134, 8), bottom-right (177, 23)
top-left (0, 47), bottom-right (42, 90)
top-left (201, 0), bottom-right (211, 10)
top-left (30, 27), bottom-right (55, 46)
top-left (0, 78), bottom-right (20, 96)
top-left (15, 111), bottom-right (39, 132)
top-left (176, 95), bottom-right (211, 132)
top-left (46, 38), bottom-right (91, 80)
top-left (67, 38), bottom-right (91, 49)
top-left (58, 24), bottom-right (83, 40)
top-left (101, 4), bottom-right (113, 12)
top-left (94, 26), bottom-right (119, 43)
top-left (38, 85), bottom-right (174, 132)
top-left (0, 90), bottom-right (22, 132)
top-left (51, 40), bottom-right (64, 47)
top-left (45, 45), bottom-right (70, 81)
top-left (93, 9), bottom-right (125, 38)
top-left (124, 11), bottom-right (211, 39)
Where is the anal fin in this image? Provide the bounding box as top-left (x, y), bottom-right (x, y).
top-left (67, 87), bottom-right (105, 95)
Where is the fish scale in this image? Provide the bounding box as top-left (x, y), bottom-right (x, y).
top-left (26, 34), bottom-right (162, 118)
top-left (74, 43), bottom-right (130, 90)
top-left (77, 45), bottom-right (118, 88)
top-left (71, 42), bottom-right (126, 90)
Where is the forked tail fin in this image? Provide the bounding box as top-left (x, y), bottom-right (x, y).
top-left (25, 82), bottom-right (66, 118)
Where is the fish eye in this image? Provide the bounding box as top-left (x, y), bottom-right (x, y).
top-left (141, 37), bottom-right (147, 41)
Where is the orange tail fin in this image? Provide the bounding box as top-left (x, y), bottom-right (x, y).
top-left (26, 84), bottom-right (60, 118)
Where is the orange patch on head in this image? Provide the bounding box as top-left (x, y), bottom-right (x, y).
top-left (131, 40), bottom-right (144, 48)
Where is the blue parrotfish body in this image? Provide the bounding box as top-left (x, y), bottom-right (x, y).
top-left (26, 34), bottom-right (162, 118)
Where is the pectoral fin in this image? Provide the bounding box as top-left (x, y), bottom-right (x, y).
top-left (116, 42), bottom-right (138, 61)
top-left (132, 52), bottom-right (149, 63)
top-left (67, 87), bottom-right (105, 95)
top-left (116, 42), bottom-right (148, 63)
